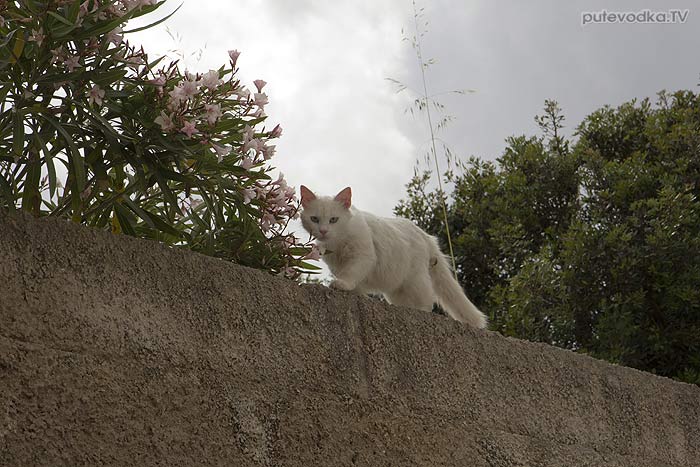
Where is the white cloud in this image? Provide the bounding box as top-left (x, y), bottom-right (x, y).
top-left (128, 0), bottom-right (700, 219)
top-left (130, 0), bottom-right (418, 217)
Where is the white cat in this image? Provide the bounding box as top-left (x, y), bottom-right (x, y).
top-left (300, 185), bottom-right (487, 329)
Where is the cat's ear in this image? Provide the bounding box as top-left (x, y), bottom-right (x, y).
top-left (300, 185), bottom-right (316, 208)
top-left (334, 187), bottom-right (352, 209)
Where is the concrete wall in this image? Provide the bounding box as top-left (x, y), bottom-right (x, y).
top-left (1, 210), bottom-right (698, 466)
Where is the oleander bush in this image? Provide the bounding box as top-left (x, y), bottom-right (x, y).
top-left (0, 0), bottom-right (317, 277)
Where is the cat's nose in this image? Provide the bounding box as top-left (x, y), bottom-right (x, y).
top-left (319, 228), bottom-right (328, 235)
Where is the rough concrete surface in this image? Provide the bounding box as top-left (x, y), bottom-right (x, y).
top-left (0, 210), bottom-right (698, 467)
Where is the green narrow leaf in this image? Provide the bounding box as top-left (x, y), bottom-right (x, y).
top-left (298, 261), bottom-right (322, 271)
top-left (146, 55), bottom-right (166, 69)
top-left (288, 247), bottom-right (313, 255)
top-left (36, 112), bottom-right (86, 193)
top-left (12, 110), bottom-right (24, 158)
top-left (114, 203), bottom-right (136, 236)
top-left (76, 17), bottom-right (126, 40)
top-left (47, 11), bottom-right (74, 26)
top-left (85, 67), bottom-right (127, 87)
top-left (33, 133), bottom-right (57, 198)
top-left (51, 23), bottom-right (79, 39)
top-left (21, 151), bottom-right (41, 214)
top-left (70, 181), bottom-right (82, 222)
top-left (75, 1), bottom-right (165, 40)
top-left (0, 171), bottom-right (15, 210)
top-left (0, 29), bottom-right (16, 49)
top-left (122, 197), bottom-right (156, 228)
top-left (144, 211), bottom-right (183, 239)
top-left (157, 167), bottom-right (193, 184)
top-left (149, 170), bottom-right (178, 210)
top-left (92, 207), bottom-right (113, 229)
top-left (21, 0), bottom-right (43, 15)
top-left (122, 3), bottom-right (183, 34)
top-left (186, 204), bottom-right (209, 231)
top-left (199, 190), bottom-right (223, 225)
top-left (0, 84), bottom-right (11, 104)
top-left (123, 198), bottom-right (182, 238)
top-left (66, 0), bottom-right (81, 22)
top-left (35, 69), bottom-right (85, 85)
top-left (9, 34), bottom-right (25, 63)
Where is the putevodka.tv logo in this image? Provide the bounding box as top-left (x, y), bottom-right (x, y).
top-left (581, 9), bottom-right (689, 26)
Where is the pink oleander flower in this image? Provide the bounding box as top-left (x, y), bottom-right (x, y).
top-left (166, 99), bottom-right (181, 112)
top-left (149, 75), bottom-right (167, 87)
top-left (88, 84), bottom-right (105, 106)
top-left (280, 267), bottom-right (297, 278)
top-left (78, 0), bottom-right (90, 18)
top-left (241, 156), bottom-right (254, 170)
top-left (270, 124), bottom-right (283, 138)
top-left (262, 144), bottom-right (276, 160)
top-left (242, 125), bottom-right (255, 141)
top-left (243, 138), bottom-right (262, 156)
top-left (106, 27), bottom-right (123, 45)
top-left (64, 55), bottom-right (80, 72)
top-left (180, 196), bottom-right (203, 214)
top-left (282, 236), bottom-right (296, 250)
top-left (50, 47), bottom-right (64, 64)
top-left (122, 0), bottom-right (157, 11)
top-left (108, 3), bottom-right (126, 17)
top-left (204, 103), bottom-right (223, 125)
top-left (253, 92), bottom-right (268, 108)
top-left (271, 191), bottom-right (288, 208)
top-left (168, 85), bottom-right (187, 104)
top-left (190, 198), bottom-right (203, 210)
top-left (180, 120), bottom-right (199, 138)
top-left (304, 244), bottom-right (321, 261)
top-left (228, 49), bottom-right (241, 67)
top-left (200, 70), bottom-right (222, 91)
top-left (242, 187), bottom-right (256, 205)
top-left (253, 79), bottom-right (267, 93)
top-left (126, 54), bottom-right (145, 68)
top-left (235, 86), bottom-right (250, 100)
top-left (80, 186), bottom-right (92, 202)
top-left (84, 37), bottom-right (100, 56)
top-left (154, 111), bottom-right (175, 132)
top-left (28, 29), bottom-right (45, 46)
top-left (287, 185), bottom-right (296, 197)
top-left (211, 143), bottom-right (231, 163)
top-left (260, 212), bottom-right (276, 232)
top-left (180, 79), bottom-right (199, 99)
top-left (272, 172), bottom-right (286, 186)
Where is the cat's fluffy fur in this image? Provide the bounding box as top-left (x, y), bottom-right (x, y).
top-left (300, 185), bottom-right (487, 329)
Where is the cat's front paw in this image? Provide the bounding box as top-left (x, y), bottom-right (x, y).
top-left (330, 279), bottom-right (354, 291)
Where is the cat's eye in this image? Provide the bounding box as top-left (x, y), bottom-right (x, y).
top-left (310, 216), bottom-right (319, 223)
top-left (329, 217), bottom-right (339, 224)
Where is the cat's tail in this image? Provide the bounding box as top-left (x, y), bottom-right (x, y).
top-left (428, 238), bottom-right (488, 329)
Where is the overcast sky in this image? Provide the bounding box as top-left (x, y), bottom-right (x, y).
top-left (131, 0), bottom-right (700, 219)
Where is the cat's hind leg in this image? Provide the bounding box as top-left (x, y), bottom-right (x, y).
top-left (385, 274), bottom-right (436, 313)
